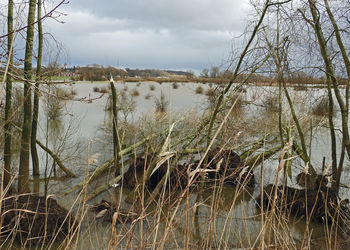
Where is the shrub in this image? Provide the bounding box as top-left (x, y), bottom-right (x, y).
top-left (195, 86), bottom-right (204, 94)
top-left (205, 88), bottom-right (216, 97)
top-left (262, 94), bottom-right (279, 112)
top-left (172, 82), bottom-right (179, 89)
top-left (150, 85), bottom-right (156, 91)
top-left (154, 92), bottom-right (169, 113)
top-left (312, 97), bottom-right (332, 116)
top-left (130, 89), bottom-right (140, 97)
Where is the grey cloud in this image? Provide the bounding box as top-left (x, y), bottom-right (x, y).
top-left (44, 0), bottom-right (249, 70)
top-left (64, 0), bottom-right (248, 32)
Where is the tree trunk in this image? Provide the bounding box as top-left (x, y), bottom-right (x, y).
top-left (323, 0), bottom-right (350, 193)
top-left (308, 0), bottom-right (350, 159)
top-left (307, 0), bottom-right (350, 194)
top-left (31, 0), bottom-right (43, 177)
top-left (110, 78), bottom-right (119, 177)
top-left (325, 76), bottom-right (338, 190)
top-left (18, 0), bottom-right (36, 193)
top-left (4, 0), bottom-right (14, 187)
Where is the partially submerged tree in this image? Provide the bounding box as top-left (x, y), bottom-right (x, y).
top-left (251, 0), bottom-right (350, 194)
top-left (18, 0), bottom-right (36, 193)
top-left (3, 0), bottom-right (14, 187)
top-left (31, 0), bottom-right (43, 177)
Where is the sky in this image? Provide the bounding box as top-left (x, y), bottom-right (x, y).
top-left (4, 0), bottom-right (251, 71)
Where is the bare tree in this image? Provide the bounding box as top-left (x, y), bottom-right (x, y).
top-left (18, 0), bottom-right (36, 193)
top-left (3, 0), bottom-right (14, 187)
top-left (31, 0), bottom-right (43, 177)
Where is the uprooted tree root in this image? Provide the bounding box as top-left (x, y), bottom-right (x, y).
top-left (1, 194), bottom-right (76, 246)
top-left (123, 149), bottom-right (255, 191)
top-left (93, 149), bottom-right (256, 223)
top-left (256, 184), bottom-right (350, 236)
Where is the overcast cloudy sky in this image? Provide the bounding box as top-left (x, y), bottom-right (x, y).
top-left (45, 0), bottom-right (249, 71)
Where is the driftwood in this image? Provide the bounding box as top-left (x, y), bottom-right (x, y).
top-left (91, 200), bottom-right (138, 223)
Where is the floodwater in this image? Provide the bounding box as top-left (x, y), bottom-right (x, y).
top-left (6, 81), bottom-right (350, 249)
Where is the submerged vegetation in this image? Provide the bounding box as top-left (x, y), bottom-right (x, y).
top-left (154, 91), bottom-right (169, 113)
top-left (195, 85), bottom-right (204, 94)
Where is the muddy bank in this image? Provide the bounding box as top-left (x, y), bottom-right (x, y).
top-left (1, 194), bottom-right (75, 246)
top-left (256, 183), bottom-right (350, 236)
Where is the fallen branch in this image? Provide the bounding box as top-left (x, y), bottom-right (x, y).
top-left (11, 122), bottom-right (76, 177)
top-left (244, 146), bottom-right (282, 167)
top-left (35, 140), bottom-right (76, 177)
top-left (61, 130), bottom-right (170, 196)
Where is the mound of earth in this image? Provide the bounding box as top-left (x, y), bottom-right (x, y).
top-left (256, 184), bottom-right (350, 236)
top-left (203, 149), bottom-right (255, 187)
top-left (1, 194), bottom-right (76, 246)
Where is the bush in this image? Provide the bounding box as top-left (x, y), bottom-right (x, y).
top-left (195, 86), bottom-right (204, 94)
top-left (154, 92), bottom-right (169, 113)
top-left (205, 88), bottom-right (216, 97)
top-left (312, 97), bottom-right (332, 116)
top-left (172, 82), bottom-right (179, 89)
top-left (262, 94), bottom-right (278, 112)
top-left (149, 85), bottom-right (156, 91)
top-left (130, 89), bottom-right (140, 97)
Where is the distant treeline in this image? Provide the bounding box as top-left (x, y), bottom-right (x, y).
top-left (63, 65), bottom-right (190, 81)
top-left (1, 64), bottom-right (347, 85)
top-left (69, 65), bottom-right (349, 85)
